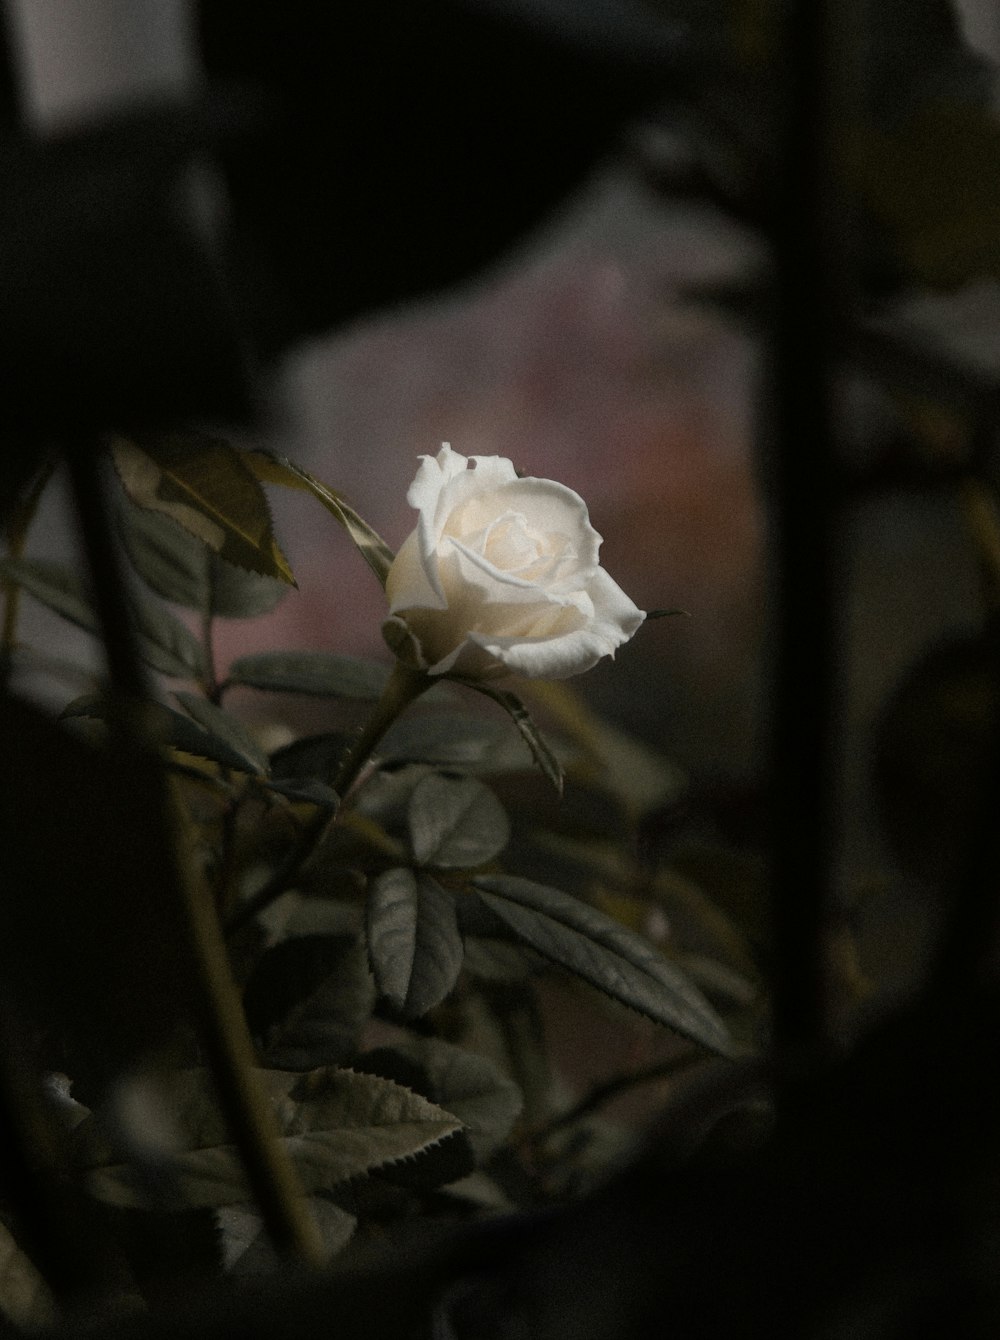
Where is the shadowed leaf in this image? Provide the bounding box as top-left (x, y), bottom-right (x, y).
top-left (62, 693), bottom-right (262, 774)
top-left (246, 933), bottom-right (375, 1071)
top-left (111, 434), bottom-right (295, 584)
top-left (173, 692), bottom-right (269, 775)
top-left (217, 1196), bottom-right (356, 1272)
top-left (76, 1067), bottom-right (462, 1210)
top-left (459, 682), bottom-right (564, 794)
top-left (0, 556), bottom-right (205, 680)
top-left (366, 868), bottom-right (464, 1017)
top-left (227, 652), bottom-right (393, 699)
top-left (471, 875), bottom-right (731, 1053)
top-left (117, 499), bottom-right (289, 618)
top-left (0, 1221), bottom-right (56, 1329)
top-left (408, 773), bottom-right (509, 868)
top-left (385, 1036), bottom-right (523, 1160)
top-left (269, 732), bottom-right (349, 785)
top-left (380, 713), bottom-right (527, 771)
top-left (245, 450), bottom-right (395, 587)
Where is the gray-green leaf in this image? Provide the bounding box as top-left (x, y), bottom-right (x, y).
top-left (77, 1067), bottom-right (462, 1210)
top-left (227, 652), bottom-right (392, 699)
top-left (366, 868), bottom-right (464, 1017)
top-left (459, 683), bottom-right (564, 794)
top-left (62, 693), bottom-right (261, 774)
top-left (0, 556), bottom-right (205, 681)
top-left (387, 1036), bottom-right (523, 1160)
top-left (117, 500), bottom-right (290, 618)
top-left (0, 1221), bottom-right (56, 1328)
top-left (471, 875), bottom-right (731, 1054)
top-left (174, 691), bottom-right (269, 775)
top-left (408, 773), bottom-right (509, 868)
top-left (380, 713), bottom-right (526, 771)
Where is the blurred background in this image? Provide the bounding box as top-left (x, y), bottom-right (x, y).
top-left (4, 0), bottom-right (1000, 1003)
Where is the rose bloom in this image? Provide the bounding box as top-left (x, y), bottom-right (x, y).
top-left (384, 444), bottom-right (645, 680)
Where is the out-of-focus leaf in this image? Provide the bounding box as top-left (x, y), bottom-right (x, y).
top-left (354, 764), bottom-right (435, 830)
top-left (386, 1036), bottom-right (523, 1160)
top-left (459, 682), bottom-right (564, 794)
top-left (227, 651), bottom-right (392, 699)
top-left (0, 557), bottom-right (94, 631)
top-left (77, 1067), bottom-right (462, 1210)
top-left (0, 557), bottom-right (205, 680)
top-left (173, 691), bottom-right (269, 775)
top-left (471, 875), bottom-right (731, 1053)
top-left (847, 102), bottom-right (1000, 288)
top-left (408, 773), bottom-right (509, 868)
top-left (366, 867), bottom-right (464, 1017)
top-left (217, 1195), bottom-right (356, 1272)
top-left (62, 693), bottom-right (261, 774)
top-left (269, 732), bottom-right (348, 785)
top-left (462, 936), bottom-right (540, 983)
top-left (0, 1220), bottom-right (56, 1329)
top-left (245, 450), bottom-right (394, 587)
top-left (130, 597), bottom-right (207, 682)
top-left (245, 933), bottom-right (375, 1070)
top-left (380, 713), bottom-right (528, 771)
top-left (523, 680), bottom-right (684, 818)
top-left (117, 499), bottom-right (289, 618)
top-left (264, 778), bottom-right (339, 810)
top-left (110, 434), bottom-right (295, 584)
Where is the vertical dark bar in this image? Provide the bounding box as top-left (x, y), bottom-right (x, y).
top-left (933, 392), bottom-right (1000, 993)
top-left (769, 1), bottom-right (841, 1071)
top-left (66, 445), bottom-right (322, 1265)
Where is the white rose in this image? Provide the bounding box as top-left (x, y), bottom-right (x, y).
top-left (383, 444), bottom-right (645, 680)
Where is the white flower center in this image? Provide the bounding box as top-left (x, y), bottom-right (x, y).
top-left (455, 509), bottom-right (572, 583)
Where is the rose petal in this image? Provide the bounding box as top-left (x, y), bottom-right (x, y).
top-left (386, 528), bottom-right (448, 613)
top-left (388, 446), bottom-right (646, 683)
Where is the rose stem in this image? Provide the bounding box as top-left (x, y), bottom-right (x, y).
top-left (330, 659), bottom-right (432, 797)
top-left (225, 659), bottom-right (430, 937)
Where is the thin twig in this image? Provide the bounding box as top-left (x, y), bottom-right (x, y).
top-left (529, 1051), bottom-right (705, 1145)
top-left (225, 660), bottom-right (430, 936)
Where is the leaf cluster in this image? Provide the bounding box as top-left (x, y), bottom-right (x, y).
top-left (1, 433), bottom-right (761, 1317)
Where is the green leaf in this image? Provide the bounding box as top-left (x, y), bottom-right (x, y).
top-left (77, 1067), bottom-right (462, 1210)
top-left (173, 691), bottom-right (269, 775)
top-left (471, 875), bottom-right (731, 1053)
top-left (246, 933), bottom-right (376, 1071)
top-left (117, 499), bottom-right (289, 618)
top-left (0, 556), bottom-right (97, 631)
top-left (366, 868), bottom-right (464, 1017)
top-left (269, 732), bottom-right (348, 785)
top-left (459, 683), bottom-right (564, 794)
top-left (380, 712), bottom-right (527, 771)
top-left (0, 557), bottom-right (205, 680)
top-left (110, 434), bottom-right (295, 584)
top-left (0, 1220), bottom-right (56, 1328)
top-left (385, 1037), bottom-right (523, 1160)
top-left (218, 1196), bottom-right (356, 1273)
top-left (227, 652), bottom-right (393, 699)
top-left (130, 593), bottom-right (207, 682)
top-left (524, 680), bottom-right (683, 818)
top-left (62, 693), bottom-right (263, 774)
top-left (265, 778), bottom-right (339, 810)
top-left (245, 449), bottom-right (395, 587)
top-left (408, 773), bottom-right (509, 868)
